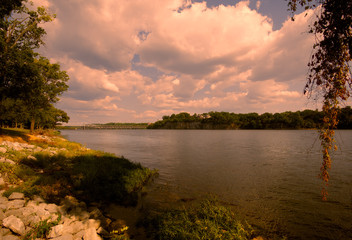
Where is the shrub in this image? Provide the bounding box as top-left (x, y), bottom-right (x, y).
top-left (148, 198), bottom-right (254, 240)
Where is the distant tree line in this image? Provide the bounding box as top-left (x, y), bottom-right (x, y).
top-left (147, 107), bottom-right (352, 129)
top-left (59, 123), bottom-right (149, 130)
top-left (0, 0), bottom-right (69, 131)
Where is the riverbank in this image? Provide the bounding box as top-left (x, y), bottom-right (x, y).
top-left (0, 128), bottom-right (279, 240)
top-left (0, 128), bottom-right (157, 239)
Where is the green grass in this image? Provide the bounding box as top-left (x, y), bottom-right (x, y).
top-left (146, 198), bottom-right (254, 240)
top-left (17, 149), bottom-right (158, 205)
top-left (24, 214), bottom-right (62, 240)
top-left (0, 128), bottom-right (158, 206)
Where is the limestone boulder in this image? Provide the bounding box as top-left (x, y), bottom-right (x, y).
top-left (6, 200), bottom-right (25, 210)
top-left (48, 224), bottom-right (65, 238)
top-left (2, 215), bottom-right (26, 236)
top-left (83, 227), bottom-right (101, 240)
top-left (8, 192), bottom-right (24, 201)
top-left (3, 235), bottom-right (21, 240)
top-left (51, 234), bottom-right (73, 240)
top-left (0, 157), bottom-right (16, 165)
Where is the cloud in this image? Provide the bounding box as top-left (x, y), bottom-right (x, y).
top-left (138, 1), bottom-right (273, 78)
top-left (249, 9), bottom-right (316, 83)
top-left (33, 0), bottom-right (319, 123)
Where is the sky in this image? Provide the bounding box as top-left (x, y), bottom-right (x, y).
top-left (33, 0), bottom-right (325, 124)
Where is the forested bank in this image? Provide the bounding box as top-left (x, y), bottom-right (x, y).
top-left (59, 123), bottom-right (149, 130)
top-left (147, 107), bottom-right (352, 129)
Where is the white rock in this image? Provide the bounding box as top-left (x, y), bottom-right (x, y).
top-left (0, 157), bottom-right (16, 165)
top-left (33, 195), bottom-right (45, 204)
top-left (0, 177), bottom-right (5, 186)
top-left (6, 200), bottom-right (25, 210)
top-left (0, 227), bottom-right (12, 236)
top-left (83, 227), bottom-right (101, 240)
top-left (0, 209), bottom-right (6, 222)
top-left (48, 224), bottom-right (64, 238)
top-left (83, 219), bottom-right (100, 230)
top-left (0, 147), bottom-right (7, 153)
top-left (34, 206), bottom-right (50, 220)
top-left (73, 230), bottom-right (85, 240)
top-left (3, 235), bottom-right (21, 240)
top-left (23, 214), bottom-right (41, 228)
top-left (8, 192), bottom-right (24, 200)
top-left (4, 209), bottom-right (23, 218)
top-left (21, 206), bottom-right (36, 217)
top-left (2, 215), bottom-right (26, 236)
top-left (27, 155), bottom-right (37, 161)
top-left (0, 195), bottom-right (8, 204)
top-left (68, 221), bottom-right (85, 235)
top-left (45, 203), bottom-right (59, 214)
top-left (51, 234), bottom-right (73, 240)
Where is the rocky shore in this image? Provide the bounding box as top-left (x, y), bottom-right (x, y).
top-left (0, 191), bottom-right (109, 239)
top-left (0, 133), bottom-right (130, 240)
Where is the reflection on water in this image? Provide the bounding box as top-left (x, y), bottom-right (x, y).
top-left (61, 129), bottom-right (352, 239)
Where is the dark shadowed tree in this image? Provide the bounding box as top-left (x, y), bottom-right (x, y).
top-left (0, 1), bottom-right (69, 131)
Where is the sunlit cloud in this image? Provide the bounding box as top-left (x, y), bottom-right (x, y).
top-left (32, 0), bottom-right (320, 124)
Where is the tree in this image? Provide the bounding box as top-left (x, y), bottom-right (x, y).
top-left (23, 56), bottom-right (69, 131)
top-left (0, 1), bottom-right (69, 131)
top-left (288, 0), bottom-right (352, 199)
top-left (1, 1), bottom-right (55, 97)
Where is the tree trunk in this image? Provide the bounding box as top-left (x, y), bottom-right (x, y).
top-left (30, 118), bottom-right (35, 132)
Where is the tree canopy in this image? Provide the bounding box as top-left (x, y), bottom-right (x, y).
top-left (0, 0), bottom-right (69, 130)
top-left (288, 0), bottom-right (352, 199)
top-left (147, 108), bottom-right (352, 130)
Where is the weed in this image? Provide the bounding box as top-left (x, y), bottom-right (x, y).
top-left (24, 213), bottom-right (62, 240)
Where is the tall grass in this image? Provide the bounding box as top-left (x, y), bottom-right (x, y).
top-left (146, 198), bottom-right (254, 240)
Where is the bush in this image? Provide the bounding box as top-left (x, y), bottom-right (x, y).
top-left (148, 198), bottom-right (254, 240)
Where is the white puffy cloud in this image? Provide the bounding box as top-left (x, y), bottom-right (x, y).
top-left (33, 0), bottom-right (319, 123)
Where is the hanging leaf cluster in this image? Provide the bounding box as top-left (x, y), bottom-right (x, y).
top-left (288, 0), bottom-right (352, 199)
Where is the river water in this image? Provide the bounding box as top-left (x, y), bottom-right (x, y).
top-left (61, 129), bottom-right (352, 239)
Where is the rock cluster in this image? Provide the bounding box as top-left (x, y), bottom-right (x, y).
top-left (0, 137), bottom-right (127, 239)
top-left (1, 140), bottom-right (67, 156)
top-left (0, 192), bottom-right (110, 239)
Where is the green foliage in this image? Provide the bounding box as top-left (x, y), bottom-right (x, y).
top-left (148, 198), bottom-right (254, 240)
top-left (0, 1), bottom-right (69, 130)
top-left (0, 129), bottom-right (157, 205)
top-left (63, 123), bottom-right (149, 130)
top-left (24, 214), bottom-right (62, 240)
top-left (69, 153), bottom-right (158, 205)
top-left (16, 146), bottom-right (157, 205)
top-left (148, 108), bottom-right (351, 129)
top-left (0, 163), bottom-right (21, 185)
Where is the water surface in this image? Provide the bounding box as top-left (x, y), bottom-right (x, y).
top-left (61, 129), bottom-right (352, 239)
